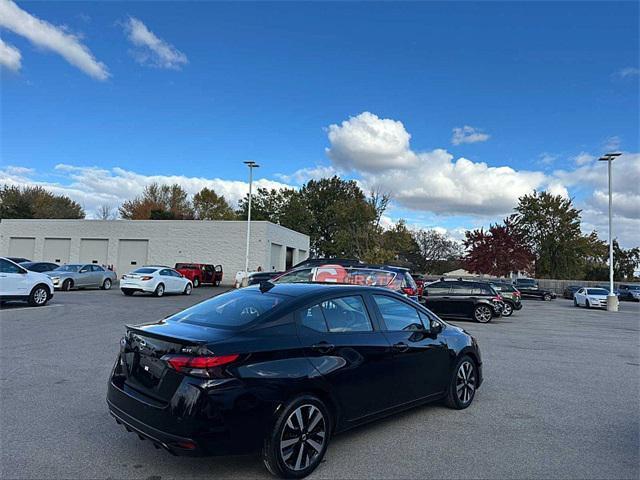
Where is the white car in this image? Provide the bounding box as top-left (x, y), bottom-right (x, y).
top-left (574, 287), bottom-right (610, 309)
top-left (0, 257), bottom-right (54, 306)
top-left (120, 266), bottom-right (193, 297)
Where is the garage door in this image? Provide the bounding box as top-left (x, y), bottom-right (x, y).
top-left (117, 240), bottom-right (148, 277)
top-left (43, 238), bottom-right (71, 264)
top-left (270, 243), bottom-right (283, 271)
top-left (8, 237), bottom-right (36, 260)
top-left (79, 239), bottom-right (109, 265)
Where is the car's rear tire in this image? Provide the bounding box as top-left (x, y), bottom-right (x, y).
top-left (262, 395), bottom-right (332, 479)
top-left (193, 277), bottom-right (200, 288)
top-left (101, 278), bottom-right (112, 290)
top-left (122, 289), bottom-right (134, 296)
top-left (215, 279), bottom-right (221, 287)
top-left (184, 283), bottom-right (192, 295)
top-left (28, 284), bottom-right (50, 307)
top-left (543, 293), bottom-right (552, 301)
top-left (62, 279), bottom-right (72, 291)
top-left (444, 355), bottom-right (477, 410)
top-left (502, 302), bottom-right (513, 317)
top-left (473, 304), bottom-right (492, 323)
top-left (154, 283), bottom-right (165, 297)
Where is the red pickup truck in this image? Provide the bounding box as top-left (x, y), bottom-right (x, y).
top-left (174, 263), bottom-right (223, 287)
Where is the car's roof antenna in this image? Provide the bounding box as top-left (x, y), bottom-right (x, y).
top-left (259, 281), bottom-right (275, 293)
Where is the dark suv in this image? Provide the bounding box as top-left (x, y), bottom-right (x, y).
top-left (421, 279), bottom-right (503, 323)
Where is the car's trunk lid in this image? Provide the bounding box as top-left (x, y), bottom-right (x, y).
top-left (120, 322), bottom-right (232, 403)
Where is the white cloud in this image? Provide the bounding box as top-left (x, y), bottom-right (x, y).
top-left (0, 0), bottom-right (109, 80)
top-left (325, 112), bottom-right (557, 216)
top-left (614, 67), bottom-right (640, 79)
top-left (573, 152), bottom-right (595, 166)
top-left (276, 165), bottom-right (339, 184)
top-left (326, 112), bottom-right (418, 172)
top-left (123, 17), bottom-right (187, 70)
top-left (0, 164), bottom-right (292, 218)
top-left (0, 36), bottom-right (21, 71)
top-left (451, 125), bottom-right (490, 145)
top-left (538, 152), bottom-right (557, 165)
top-left (603, 135), bottom-right (622, 152)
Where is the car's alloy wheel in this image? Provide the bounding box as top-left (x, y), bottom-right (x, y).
top-left (184, 283), bottom-right (192, 295)
top-left (280, 404), bottom-right (327, 472)
top-left (155, 284), bottom-right (164, 297)
top-left (502, 302), bottom-right (513, 317)
top-left (193, 277), bottom-right (200, 288)
top-left (473, 305), bottom-right (492, 323)
top-left (456, 360), bottom-right (476, 405)
top-left (102, 278), bottom-right (112, 290)
top-left (544, 293), bottom-right (552, 301)
top-left (263, 396), bottom-right (331, 478)
top-left (29, 286), bottom-right (49, 306)
top-left (62, 279), bottom-right (72, 291)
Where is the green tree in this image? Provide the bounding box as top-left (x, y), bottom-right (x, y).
top-left (193, 187), bottom-right (236, 220)
top-left (512, 191), bottom-right (603, 279)
top-left (119, 183), bottom-right (193, 220)
top-left (613, 241), bottom-right (640, 280)
top-left (0, 185), bottom-right (84, 219)
top-left (413, 229), bottom-right (464, 273)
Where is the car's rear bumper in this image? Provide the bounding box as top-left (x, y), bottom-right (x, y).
top-left (120, 282), bottom-right (155, 292)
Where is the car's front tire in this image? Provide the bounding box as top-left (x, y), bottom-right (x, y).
top-left (444, 355), bottom-right (478, 410)
top-left (262, 395), bottom-right (332, 479)
top-left (574, 298), bottom-right (579, 307)
top-left (184, 283), bottom-right (192, 295)
top-left (101, 278), bottom-right (112, 290)
top-left (28, 284), bottom-right (50, 307)
top-left (586, 299), bottom-right (591, 309)
top-left (543, 293), bottom-right (552, 301)
top-left (61, 279), bottom-right (72, 291)
top-left (154, 283), bottom-right (165, 297)
top-left (473, 304), bottom-right (493, 323)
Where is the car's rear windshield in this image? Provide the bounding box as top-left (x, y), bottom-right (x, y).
top-left (175, 263), bottom-right (197, 269)
top-left (587, 288), bottom-right (609, 295)
top-left (55, 265), bottom-right (81, 272)
top-left (166, 289), bottom-right (286, 330)
top-left (133, 268), bottom-right (157, 274)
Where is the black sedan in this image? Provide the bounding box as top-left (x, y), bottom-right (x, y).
top-left (108, 283), bottom-right (482, 478)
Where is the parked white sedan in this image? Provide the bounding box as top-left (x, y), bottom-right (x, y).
top-left (120, 266), bottom-right (193, 297)
top-left (574, 287), bottom-right (610, 309)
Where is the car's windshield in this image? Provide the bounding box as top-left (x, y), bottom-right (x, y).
top-left (587, 288), bottom-right (609, 295)
top-left (132, 268), bottom-right (157, 274)
top-left (627, 285), bottom-right (640, 290)
top-left (55, 265), bottom-right (81, 272)
top-left (167, 289), bottom-right (286, 330)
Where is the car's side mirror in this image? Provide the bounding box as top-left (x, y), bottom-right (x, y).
top-left (430, 319), bottom-right (443, 335)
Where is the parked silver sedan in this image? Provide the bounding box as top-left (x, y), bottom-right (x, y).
top-left (46, 264), bottom-right (117, 291)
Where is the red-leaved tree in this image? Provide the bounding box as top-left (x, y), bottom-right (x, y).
top-left (464, 218), bottom-right (534, 277)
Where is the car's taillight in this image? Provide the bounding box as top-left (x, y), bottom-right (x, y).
top-left (140, 276), bottom-right (153, 281)
top-left (514, 291), bottom-right (521, 298)
top-left (493, 295), bottom-right (503, 302)
top-left (401, 287), bottom-right (417, 296)
top-left (163, 354), bottom-right (239, 377)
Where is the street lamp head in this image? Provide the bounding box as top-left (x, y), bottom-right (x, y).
top-left (598, 152), bottom-right (622, 162)
top-left (243, 160), bottom-right (260, 168)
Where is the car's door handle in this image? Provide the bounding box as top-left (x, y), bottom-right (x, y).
top-left (311, 342), bottom-right (335, 354)
top-left (393, 342), bottom-right (409, 352)
top-left (442, 296), bottom-right (450, 299)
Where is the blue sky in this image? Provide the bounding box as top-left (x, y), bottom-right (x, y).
top-left (1, 1), bottom-right (638, 244)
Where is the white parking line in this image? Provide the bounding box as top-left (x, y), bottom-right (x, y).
top-left (0, 303), bottom-right (64, 313)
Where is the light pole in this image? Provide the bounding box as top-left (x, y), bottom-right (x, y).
top-left (243, 160), bottom-right (259, 282)
top-left (598, 152), bottom-right (621, 312)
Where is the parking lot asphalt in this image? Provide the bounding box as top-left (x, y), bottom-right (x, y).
top-left (1, 288), bottom-right (639, 480)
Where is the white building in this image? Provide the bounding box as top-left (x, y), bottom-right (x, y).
top-left (0, 219), bottom-right (309, 285)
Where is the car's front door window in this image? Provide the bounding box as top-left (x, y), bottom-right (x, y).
top-left (372, 295), bottom-right (423, 331)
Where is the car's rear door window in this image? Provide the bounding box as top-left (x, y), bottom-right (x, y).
top-left (300, 295), bottom-right (373, 333)
top-left (373, 295), bottom-right (424, 331)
